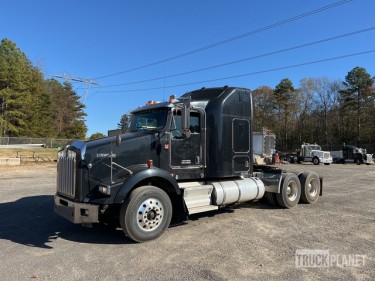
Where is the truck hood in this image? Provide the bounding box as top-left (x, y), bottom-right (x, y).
top-left (72, 132), bottom-right (161, 182)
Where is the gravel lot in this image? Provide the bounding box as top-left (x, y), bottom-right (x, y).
top-left (0, 163), bottom-right (374, 280)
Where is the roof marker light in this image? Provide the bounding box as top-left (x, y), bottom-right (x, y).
top-left (169, 95), bottom-right (176, 103)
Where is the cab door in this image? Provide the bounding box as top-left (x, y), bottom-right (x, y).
top-left (169, 109), bottom-right (202, 179)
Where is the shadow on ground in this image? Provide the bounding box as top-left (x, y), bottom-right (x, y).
top-left (0, 195), bottom-right (281, 248)
top-left (0, 195), bottom-right (134, 249)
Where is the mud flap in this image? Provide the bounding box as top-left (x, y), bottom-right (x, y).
top-left (320, 177), bottom-right (323, 196)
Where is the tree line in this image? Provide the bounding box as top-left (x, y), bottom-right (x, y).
top-left (0, 38), bottom-right (87, 139)
top-left (117, 67), bottom-right (374, 152)
top-left (1, 38), bottom-right (374, 150)
top-left (252, 67), bottom-right (375, 152)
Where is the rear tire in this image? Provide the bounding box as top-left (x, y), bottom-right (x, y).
top-left (276, 173), bottom-right (301, 208)
top-left (299, 172), bottom-right (320, 204)
top-left (119, 186), bottom-right (172, 242)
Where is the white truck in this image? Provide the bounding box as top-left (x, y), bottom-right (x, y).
top-left (297, 143), bottom-right (333, 165)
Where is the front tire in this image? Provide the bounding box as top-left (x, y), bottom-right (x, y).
top-left (299, 172), bottom-right (320, 204)
top-left (276, 173), bottom-right (301, 208)
top-left (120, 186), bottom-right (172, 242)
top-left (312, 157), bottom-right (320, 165)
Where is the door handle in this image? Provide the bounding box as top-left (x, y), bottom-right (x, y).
top-left (195, 156), bottom-right (200, 164)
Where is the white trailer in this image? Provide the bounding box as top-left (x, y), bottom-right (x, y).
top-left (253, 131), bottom-right (276, 157)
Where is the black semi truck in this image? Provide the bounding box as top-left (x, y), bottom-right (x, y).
top-left (332, 144), bottom-right (374, 165)
top-left (54, 86), bottom-right (322, 242)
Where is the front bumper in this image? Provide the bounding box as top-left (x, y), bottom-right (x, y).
top-left (54, 195), bottom-right (99, 224)
top-left (365, 154), bottom-right (374, 164)
top-left (320, 158), bottom-right (333, 164)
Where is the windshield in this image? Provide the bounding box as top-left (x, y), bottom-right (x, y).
top-left (355, 148), bottom-right (364, 154)
top-left (309, 145), bottom-right (321, 151)
top-left (129, 108), bottom-right (168, 132)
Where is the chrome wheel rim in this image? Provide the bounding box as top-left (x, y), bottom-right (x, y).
top-left (137, 198), bottom-right (164, 231)
top-left (286, 181), bottom-right (298, 201)
top-left (308, 179), bottom-right (318, 197)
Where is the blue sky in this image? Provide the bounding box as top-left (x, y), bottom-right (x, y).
top-left (1, 0), bottom-right (374, 137)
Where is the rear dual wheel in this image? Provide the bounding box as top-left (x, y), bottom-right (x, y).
top-left (299, 171), bottom-right (320, 204)
top-left (272, 172), bottom-right (320, 208)
top-left (276, 173), bottom-right (301, 208)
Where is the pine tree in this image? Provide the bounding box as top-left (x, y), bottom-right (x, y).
top-left (0, 38), bottom-right (33, 136)
top-left (48, 79), bottom-right (87, 139)
top-left (117, 113), bottom-right (131, 132)
top-left (274, 78), bottom-right (296, 150)
top-left (24, 67), bottom-right (54, 137)
top-left (340, 67), bottom-right (374, 145)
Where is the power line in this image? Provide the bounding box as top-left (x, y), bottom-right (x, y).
top-left (95, 50), bottom-right (375, 93)
top-left (93, 0), bottom-right (352, 80)
top-left (93, 27), bottom-right (375, 89)
top-left (52, 73), bottom-right (101, 102)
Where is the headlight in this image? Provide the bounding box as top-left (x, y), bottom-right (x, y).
top-left (98, 185), bottom-right (111, 195)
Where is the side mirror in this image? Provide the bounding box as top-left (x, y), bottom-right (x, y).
top-left (181, 105), bottom-right (190, 130)
top-left (181, 105), bottom-right (191, 139)
top-left (115, 135), bottom-right (122, 146)
top-left (182, 128), bottom-right (191, 139)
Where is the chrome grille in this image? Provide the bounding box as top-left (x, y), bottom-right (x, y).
top-left (57, 152), bottom-right (76, 198)
top-left (367, 154), bottom-right (373, 162)
top-left (323, 152), bottom-right (330, 159)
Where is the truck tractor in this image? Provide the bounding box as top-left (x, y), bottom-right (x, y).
top-left (333, 144), bottom-right (374, 165)
top-left (54, 87), bottom-right (323, 242)
top-left (297, 143), bottom-right (333, 165)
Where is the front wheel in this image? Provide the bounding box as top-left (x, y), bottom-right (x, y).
top-left (120, 186), bottom-right (172, 242)
top-left (276, 173), bottom-right (301, 208)
top-left (312, 157), bottom-right (320, 165)
top-left (355, 158), bottom-right (362, 165)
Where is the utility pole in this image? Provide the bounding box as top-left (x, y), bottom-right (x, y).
top-left (52, 73), bottom-right (101, 102)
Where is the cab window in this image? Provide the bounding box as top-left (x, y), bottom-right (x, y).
top-left (171, 110), bottom-right (200, 139)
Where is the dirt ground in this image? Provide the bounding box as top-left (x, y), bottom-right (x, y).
top-left (0, 163), bottom-right (374, 280)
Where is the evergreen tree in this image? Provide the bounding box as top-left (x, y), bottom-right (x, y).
top-left (340, 67), bottom-right (374, 145)
top-left (0, 38), bottom-right (32, 136)
top-left (117, 113), bottom-right (131, 132)
top-left (24, 67), bottom-right (54, 137)
top-left (48, 79), bottom-right (87, 139)
top-left (274, 78), bottom-right (297, 150)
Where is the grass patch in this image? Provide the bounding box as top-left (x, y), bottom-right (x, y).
top-left (0, 148), bottom-right (58, 161)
